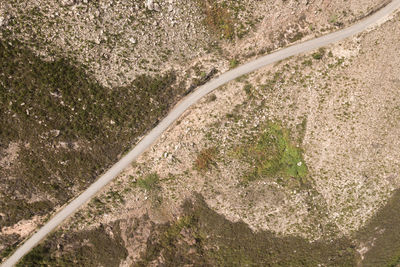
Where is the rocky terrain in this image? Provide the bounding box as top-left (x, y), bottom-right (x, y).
top-left (0, 0), bottom-right (389, 87)
top-left (13, 6), bottom-right (400, 267)
top-left (0, 0), bottom-right (394, 264)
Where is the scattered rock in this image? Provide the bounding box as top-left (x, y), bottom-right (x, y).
top-left (145, 0), bottom-right (154, 10)
top-left (50, 91), bottom-right (62, 98)
top-left (145, 0), bottom-right (160, 12)
top-left (50, 129), bottom-right (61, 137)
top-left (129, 37), bottom-right (136, 44)
top-left (153, 3), bottom-right (160, 12)
top-left (61, 0), bottom-right (74, 6)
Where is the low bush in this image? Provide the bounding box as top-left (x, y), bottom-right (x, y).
top-left (229, 58), bottom-right (239, 69)
top-left (196, 0), bottom-right (235, 40)
top-left (136, 173), bottom-right (160, 192)
top-left (194, 147), bottom-right (217, 171)
top-left (312, 48), bottom-right (326, 60)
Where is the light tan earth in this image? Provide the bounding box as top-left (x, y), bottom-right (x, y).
top-left (0, 217), bottom-right (40, 244)
top-left (0, 143), bottom-right (19, 170)
top-left (53, 8), bottom-right (400, 264)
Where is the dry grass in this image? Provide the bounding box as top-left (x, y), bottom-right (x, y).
top-left (194, 147), bottom-right (217, 171)
top-left (199, 0), bottom-right (235, 40)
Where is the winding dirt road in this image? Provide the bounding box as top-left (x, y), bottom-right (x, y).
top-left (3, 1), bottom-right (400, 265)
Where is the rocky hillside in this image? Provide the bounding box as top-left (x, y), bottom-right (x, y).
top-left (0, 0), bottom-right (390, 263)
top-left (0, 0), bottom-right (388, 87)
top-left (14, 6), bottom-right (400, 267)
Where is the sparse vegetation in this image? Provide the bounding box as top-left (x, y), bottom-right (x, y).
top-left (356, 189), bottom-right (400, 266)
top-left (136, 173), bottom-right (160, 192)
top-left (18, 191), bottom-right (400, 267)
top-left (196, 0), bottom-right (235, 40)
top-left (302, 59), bottom-right (313, 66)
top-left (243, 83), bottom-right (253, 96)
top-left (0, 241), bottom-right (17, 263)
top-left (229, 58), bottom-right (240, 69)
top-left (289, 31), bottom-right (304, 43)
top-left (2, 1), bottom-right (398, 265)
top-left (312, 48), bottom-right (326, 60)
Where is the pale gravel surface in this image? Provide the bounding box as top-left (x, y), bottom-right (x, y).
top-left (3, 1), bottom-right (400, 266)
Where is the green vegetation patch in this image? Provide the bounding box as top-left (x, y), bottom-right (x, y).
top-left (229, 58), bottom-right (239, 69)
top-left (237, 122), bottom-right (308, 185)
top-left (312, 48), bottom-right (326, 60)
top-left (136, 173), bottom-right (160, 192)
top-left (133, 173), bottom-right (163, 208)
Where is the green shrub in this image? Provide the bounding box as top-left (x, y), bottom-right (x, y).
top-left (312, 52), bottom-right (323, 60)
top-left (229, 58), bottom-right (239, 69)
top-left (289, 31), bottom-right (304, 43)
top-left (302, 59), bottom-right (313, 66)
top-left (312, 48), bottom-right (326, 60)
top-left (136, 173), bottom-right (160, 191)
top-left (207, 93), bottom-right (217, 102)
top-left (243, 83), bottom-right (253, 96)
